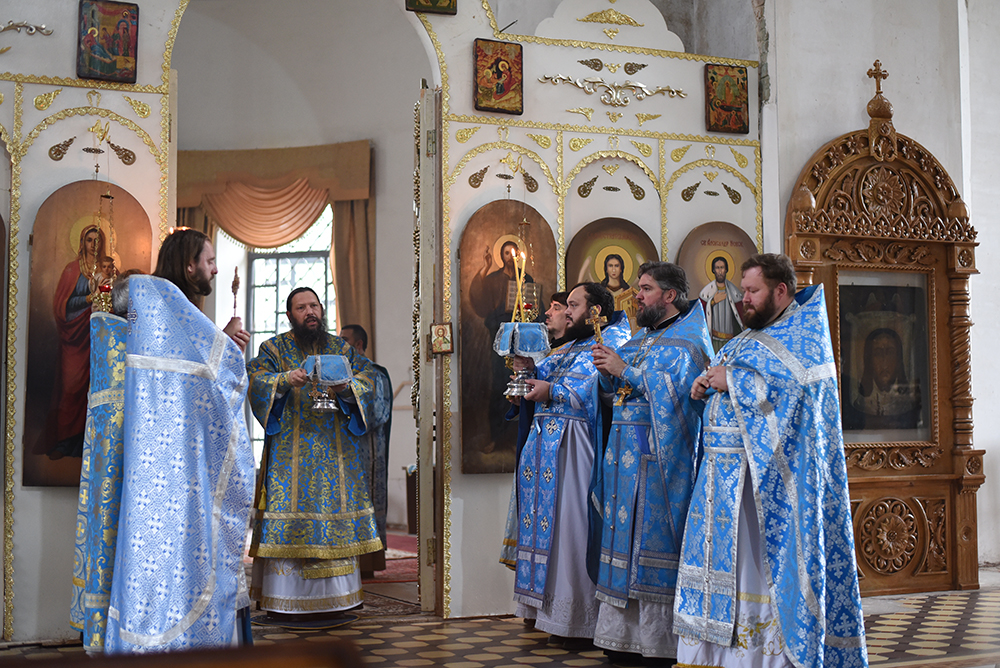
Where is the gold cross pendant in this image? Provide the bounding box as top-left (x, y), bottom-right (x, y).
top-left (615, 385), bottom-right (631, 406)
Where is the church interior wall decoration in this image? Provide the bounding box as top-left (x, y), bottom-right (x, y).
top-left (474, 39), bottom-right (523, 115)
top-left (785, 61), bottom-right (981, 596)
top-left (406, 0), bottom-right (458, 15)
top-left (458, 199), bottom-right (556, 474)
top-left (704, 63), bottom-right (749, 134)
top-left (565, 218), bottom-right (658, 332)
top-left (23, 180), bottom-right (151, 487)
top-left (77, 0), bottom-right (139, 84)
top-left (413, 0), bottom-right (763, 614)
top-left (675, 221), bottom-right (758, 353)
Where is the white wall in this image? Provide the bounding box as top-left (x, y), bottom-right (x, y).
top-left (968, 0), bottom-right (1000, 564)
top-left (172, 1), bottom-right (433, 533)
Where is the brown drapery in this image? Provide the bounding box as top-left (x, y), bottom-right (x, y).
top-left (332, 198), bottom-right (376, 357)
top-left (176, 141), bottom-right (376, 354)
top-left (203, 178), bottom-right (330, 249)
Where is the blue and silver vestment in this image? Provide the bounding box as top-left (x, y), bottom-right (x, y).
top-left (513, 311), bottom-right (630, 637)
top-left (674, 285), bottom-right (868, 668)
top-left (105, 276), bottom-right (255, 653)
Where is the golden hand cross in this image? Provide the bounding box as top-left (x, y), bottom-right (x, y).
top-left (587, 305), bottom-right (607, 344)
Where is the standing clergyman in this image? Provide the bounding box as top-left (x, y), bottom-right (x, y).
top-left (589, 262), bottom-right (712, 664)
top-left (676, 253), bottom-right (868, 668)
top-left (509, 283), bottom-right (631, 647)
top-left (248, 287), bottom-right (382, 621)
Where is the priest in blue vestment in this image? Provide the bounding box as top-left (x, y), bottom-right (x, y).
top-left (509, 282), bottom-right (630, 645)
top-left (105, 274), bottom-right (255, 652)
top-left (248, 287), bottom-right (382, 619)
top-left (676, 254), bottom-right (868, 668)
top-left (589, 262), bottom-right (712, 661)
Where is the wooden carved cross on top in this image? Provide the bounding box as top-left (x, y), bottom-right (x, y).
top-left (587, 305), bottom-right (607, 344)
top-left (867, 59), bottom-right (888, 94)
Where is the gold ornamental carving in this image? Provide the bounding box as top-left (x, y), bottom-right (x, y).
top-left (579, 58), bottom-right (604, 71)
top-left (606, 111), bottom-right (622, 123)
top-left (578, 176), bottom-right (598, 198)
top-left (48, 136), bottom-right (75, 161)
top-left (0, 20), bottom-right (53, 54)
top-left (602, 163), bottom-right (620, 176)
top-left (703, 171), bottom-right (718, 182)
top-left (603, 28), bottom-right (619, 40)
top-left (33, 88), bottom-right (62, 110)
top-left (522, 170), bottom-right (539, 193)
top-left (605, 63), bottom-right (620, 73)
top-left (577, 9), bottom-right (644, 27)
top-left (86, 89), bottom-right (102, 107)
top-left (730, 147), bottom-right (748, 168)
top-left (122, 95), bottom-right (150, 118)
top-left (0, 92), bottom-right (4, 106)
top-left (108, 140), bottom-right (136, 165)
top-left (569, 137), bottom-right (593, 152)
top-left (860, 498), bottom-right (917, 574)
top-left (624, 176), bottom-right (644, 200)
top-left (822, 240), bottom-right (934, 266)
top-left (526, 133), bottom-right (551, 149)
top-left (866, 60), bottom-right (896, 162)
top-left (538, 74), bottom-right (686, 107)
top-left (456, 126), bottom-right (480, 143)
top-left (566, 107), bottom-right (594, 122)
top-left (671, 145), bottom-right (690, 162)
top-left (630, 140), bottom-right (651, 157)
top-left (722, 183), bottom-right (741, 204)
top-left (636, 113), bottom-right (660, 126)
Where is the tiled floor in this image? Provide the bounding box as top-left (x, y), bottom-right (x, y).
top-left (5, 577), bottom-right (1000, 667)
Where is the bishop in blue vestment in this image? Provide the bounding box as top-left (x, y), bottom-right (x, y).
top-left (675, 254), bottom-right (867, 668)
top-left (248, 288), bottom-right (381, 616)
top-left (590, 262), bottom-right (712, 660)
top-left (511, 283), bottom-right (630, 642)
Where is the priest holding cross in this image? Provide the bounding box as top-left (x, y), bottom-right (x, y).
top-left (507, 282), bottom-right (630, 647)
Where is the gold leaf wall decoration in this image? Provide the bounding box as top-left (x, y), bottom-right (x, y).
top-left (605, 63), bottom-right (620, 73)
top-left (671, 144), bottom-right (691, 162)
top-left (705, 144), bottom-right (716, 159)
top-left (704, 171), bottom-right (718, 182)
top-left (625, 176), bottom-right (645, 200)
top-left (636, 113), bottom-right (661, 126)
top-left (681, 181), bottom-right (701, 201)
top-left (602, 163), bottom-right (620, 176)
top-left (578, 9), bottom-right (644, 27)
top-left (526, 133), bottom-right (552, 149)
top-left (729, 147), bottom-right (748, 168)
top-left (630, 140), bottom-right (652, 157)
top-left (579, 59), bottom-right (603, 71)
top-left (456, 126), bottom-right (481, 143)
top-left (578, 176), bottom-right (598, 198)
top-left (523, 171), bottom-right (539, 193)
top-left (607, 111), bottom-right (623, 123)
top-left (604, 28), bottom-right (619, 40)
top-left (123, 95), bottom-right (151, 118)
top-left (722, 182), bottom-right (742, 204)
top-left (624, 62), bottom-right (647, 75)
top-left (567, 107), bottom-right (594, 122)
top-left (34, 88), bottom-right (62, 110)
top-left (469, 166), bottom-right (489, 188)
top-left (48, 136), bottom-right (75, 161)
top-left (569, 137), bottom-right (593, 152)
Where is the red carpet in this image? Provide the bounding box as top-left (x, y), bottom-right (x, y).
top-left (364, 532), bottom-right (418, 584)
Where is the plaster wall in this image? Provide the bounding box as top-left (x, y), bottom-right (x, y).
top-left (1, 0), bottom-right (180, 641)
top-left (171, 1), bottom-right (433, 534)
top-left (967, 0), bottom-right (1000, 564)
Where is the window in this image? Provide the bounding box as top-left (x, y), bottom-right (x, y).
top-left (245, 204), bottom-right (337, 460)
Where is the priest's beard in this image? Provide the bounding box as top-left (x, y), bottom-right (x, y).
top-left (564, 313), bottom-right (596, 342)
top-left (743, 291), bottom-right (779, 330)
top-left (292, 314), bottom-right (328, 349)
top-left (636, 301), bottom-right (667, 328)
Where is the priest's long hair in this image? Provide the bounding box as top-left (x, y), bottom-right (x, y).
top-left (154, 227), bottom-right (210, 304)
